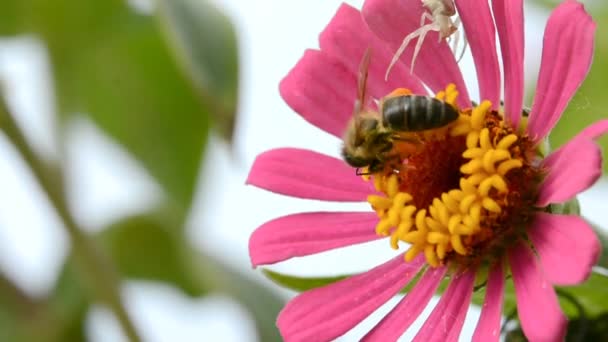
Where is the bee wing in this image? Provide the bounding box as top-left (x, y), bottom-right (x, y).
top-left (354, 48), bottom-right (372, 115)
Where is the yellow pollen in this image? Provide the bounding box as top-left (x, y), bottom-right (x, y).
top-left (426, 217), bottom-right (444, 232)
top-left (367, 85), bottom-right (530, 267)
top-left (497, 159), bottom-right (524, 176)
top-left (466, 131), bottom-right (480, 149)
top-left (497, 134), bottom-right (518, 150)
top-left (482, 197), bottom-right (502, 213)
top-left (368, 195), bottom-right (393, 209)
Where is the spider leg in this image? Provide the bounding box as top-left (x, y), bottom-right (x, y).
top-left (421, 12), bottom-right (433, 26)
top-left (458, 32), bottom-right (468, 63)
top-left (451, 25), bottom-right (460, 58)
top-left (410, 23), bottom-right (440, 74)
top-left (385, 30), bottom-right (417, 80)
top-left (385, 11), bottom-right (431, 80)
top-left (451, 16), bottom-right (467, 63)
top-left (385, 22), bottom-right (439, 80)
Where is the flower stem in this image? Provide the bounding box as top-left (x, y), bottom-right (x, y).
top-left (0, 95), bottom-right (141, 342)
top-left (0, 269), bottom-right (37, 313)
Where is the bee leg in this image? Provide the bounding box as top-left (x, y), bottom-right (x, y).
top-left (391, 135), bottom-right (421, 144)
top-left (391, 134), bottom-right (423, 158)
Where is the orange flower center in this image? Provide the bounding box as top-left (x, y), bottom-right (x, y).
top-left (368, 84), bottom-right (542, 268)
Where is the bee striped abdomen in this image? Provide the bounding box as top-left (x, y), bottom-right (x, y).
top-left (382, 95), bottom-right (459, 132)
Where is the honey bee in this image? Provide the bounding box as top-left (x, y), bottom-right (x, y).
top-left (342, 49), bottom-right (459, 174)
top-left (385, 0), bottom-right (465, 79)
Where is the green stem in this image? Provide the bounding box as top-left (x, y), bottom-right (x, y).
top-left (0, 270), bottom-right (37, 315)
top-left (593, 223), bottom-right (608, 270)
top-left (0, 96), bottom-right (141, 342)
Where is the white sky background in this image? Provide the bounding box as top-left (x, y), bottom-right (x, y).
top-left (0, 0), bottom-right (606, 341)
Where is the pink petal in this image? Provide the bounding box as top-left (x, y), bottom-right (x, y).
top-left (537, 138), bottom-right (602, 206)
top-left (280, 49), bottom-right (357, 137)
top-left (577, 119), bottom-right (608, 141)
top-left (455, 0), bottom-right (501, 108)
top-left (491, 0), bottom-right (524, 128)
top-left (509, 242), bottom-right (567, 342)
top-left (543, 119), bottom-right (608, 169)
top-left (249, 211), bottom-right (381, 267)
top-left (472, 263), bottom-right (505, 342)
top-left (362, 0), bottom-right (471, 108)
top-left (278, 254), bottom-right (425, 341)
top-left (319, 3), bottom-right (427, 99)
top-left (247, 148), bottom-right (373, 202)
top-left (528, 212), bottom-right (600, 285)
top-left (413, 270), bottom-right (476, 342)
top-left (362, 266), bottom-right (447, 341)
top-left (527, 1), bottom-right (596, 141)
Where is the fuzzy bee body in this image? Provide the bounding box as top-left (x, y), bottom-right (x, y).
top-left (382, 95), bottom-right (459, 132)
top-left (341, 49), bottom-right (459, 174)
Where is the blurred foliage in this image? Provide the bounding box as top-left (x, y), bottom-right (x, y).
top-left (158, 0), bottom-right (239, 141)
top-left (99, 213), bottom-right (208, 297)
top-left (0, 0), bottom-right (239, 214)
top-left (264, 269), bottom-right (349, 293)
top-left (505, 309), bottom-right (608, 342)
top-left (0, 259), bottom-right (88, 342)
top-left (549, 197), bottom-right (580, 216)
top-left (0, 210), bottom-right (285, 341)
top-left (90, 212), bottom-right (284, 341)
top-left (0, 0), bottom-right (283, 341)
top-left (196, 253), bottom-right (284, 342)
top-left (595, 223), bottom-right (608, 268)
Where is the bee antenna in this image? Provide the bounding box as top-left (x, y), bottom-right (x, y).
top-left (357, 48), bottom-right (372, 110)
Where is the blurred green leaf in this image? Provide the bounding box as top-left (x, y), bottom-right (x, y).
top-left (0, 272), bottom-right (36, 342)
top-left (262, 269), bottom-right (349, 292)
top-left (52, 9), bottom-right (210, 212)
top-left (0, 309), bottom-right (19, 342)
top-left (158, 0), bottom-right (239, 142)
top-left (0, 257), bottom-right (91, 342)
top-left (505, 311), bottom-right (608, 342)
top-left (0, 0), bottom-right (213, 213)
top-left (99, 213), bottom-right (208, 297)
top-left (550, 197), bottom-right (581, 215)
top-left (0, 2), bottom-right (30, 35)
top-left (0, 264), bottom-right (88, 342)
top-left (99, 213), bottom-right (284, 341)
top-left (467, 273), bottom-right (608, 318)
top-left (592, 222), bottom-right (608, 268)
top-left (528, 0), bottom-right (561, 8)
top-left (558, 272), bottom-right (608, 317)
top-left (38, 212), bottom-right (285, 342)
top-left (549, 9), bottom-right (608, 172)
top-left (530, 0), bottom-right (608, 11)
top-left (46, 258), bottom-right (90, 342)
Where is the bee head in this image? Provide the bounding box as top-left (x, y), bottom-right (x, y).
top-left (341, 114), bottom-right (394, 171)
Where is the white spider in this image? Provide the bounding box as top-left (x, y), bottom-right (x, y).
top-left (385, 0), bottom-right (466, 80)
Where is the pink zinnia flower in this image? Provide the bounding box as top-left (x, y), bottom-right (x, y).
top-left (247, 0), bottom-right (607, 341)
